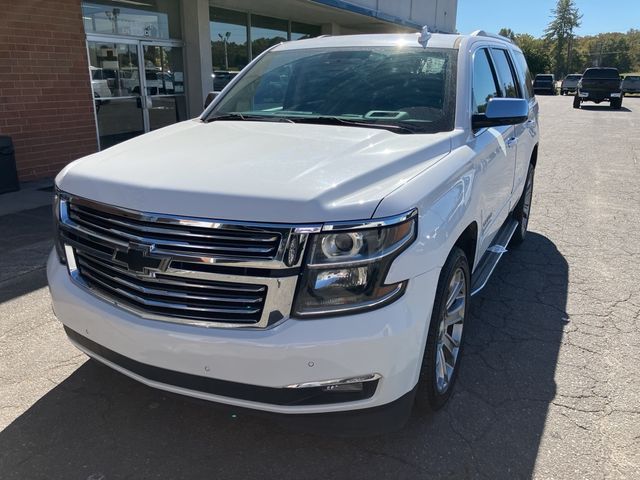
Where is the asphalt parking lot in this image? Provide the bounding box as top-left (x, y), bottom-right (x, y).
top-left (1, 95), bottom-right (639, 479)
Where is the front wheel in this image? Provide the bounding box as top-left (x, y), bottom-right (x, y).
top-left (511, 163), bottom-right (535, 246)
top-left (573, 96), bottom-right (581, 109)
top-left (611, 98), bottom-right (622, 109)
top-left (415, 247), bottom-right (470, 412)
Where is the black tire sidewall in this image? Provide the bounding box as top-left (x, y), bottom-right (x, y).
top-left (511, 163), bottom-right (535, 246)
top-left (415, 247), bottom-right (470, 412)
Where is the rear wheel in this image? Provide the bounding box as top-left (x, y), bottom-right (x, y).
top-left (573, 95), bottom-right (581, 109)
top-left (511, 163), bottom-right (535, 246)
top-left (611, 98), bottom-right (622, 109)
top-left (415, 247), bottom-right (470, 412)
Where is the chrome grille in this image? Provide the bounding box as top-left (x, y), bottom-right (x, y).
top-left (57, 194), bottom-right (303, 328)
top-left (75, 249), bottom-right (267, 324)
top-left (67, 201), bottom-right (281, 260)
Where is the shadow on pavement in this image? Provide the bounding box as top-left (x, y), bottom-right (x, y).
top-left (579, 105), bottom-right (632, 112)
top-left (0, 206), bottom-right (52, 303)
top-left (0, 232), bottom-right (568, 479)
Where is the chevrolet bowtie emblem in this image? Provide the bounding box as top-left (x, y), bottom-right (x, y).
top-left (114, 244), bottom-right (165, 276)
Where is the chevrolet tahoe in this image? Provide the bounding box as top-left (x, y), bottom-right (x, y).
top-left (48, 31), bottom-right (540, 429)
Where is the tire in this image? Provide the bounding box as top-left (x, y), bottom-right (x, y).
top-left (415, 247), bottom-right (470, 412)
top-left (573, 96), bottom-right (581, 109)
top-left (611, 98), bottom-right (622, 109)
top-left (510, 163), bottom-right (535, 246)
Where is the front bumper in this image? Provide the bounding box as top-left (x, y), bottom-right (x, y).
top-left (48, 251), bottom-right (439, 414)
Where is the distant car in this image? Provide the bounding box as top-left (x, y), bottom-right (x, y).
top-left (560, 74), bottom-right (582, 95)
top-left (533, 74), bottom-right (556, 95)
top-left (212, 70), bottom-right (240, 92)
top-left (574, 67), bottom-right (623, 109)
top-left (622, 75), bottom-right (640, 95)
top-left (89, 66), bottom-right (112, 99)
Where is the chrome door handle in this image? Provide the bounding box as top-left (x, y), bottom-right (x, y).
top-left (506, 137), bottom-right (518, 148)
top-left (525, 119), bottom-right (536, 127)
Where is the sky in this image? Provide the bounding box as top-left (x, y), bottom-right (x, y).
top-left (457, 0), bottom-right (639, 38)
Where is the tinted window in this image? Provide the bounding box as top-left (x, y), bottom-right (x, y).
top-left (211, 47), bottom-right (458, 134)
top-left (512, 50), bottom-right (535, 98)
top-left (472, 49), bottom-right (499, 114)
top-left (583, 68), bottom-right (619, 79)
top-left (491, 49), bottom-right (519, 98)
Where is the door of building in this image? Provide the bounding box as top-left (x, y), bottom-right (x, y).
top-left (87, 36), bottom-right (186, 150)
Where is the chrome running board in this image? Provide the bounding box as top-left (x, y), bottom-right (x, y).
top-left (470, 219), bottom-right (519, 296)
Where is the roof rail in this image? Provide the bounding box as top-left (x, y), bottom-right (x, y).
top-left (470, 30), bottom-right (514, 43)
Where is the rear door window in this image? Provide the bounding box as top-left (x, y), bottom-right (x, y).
top-left (491, 48), bottom-right (520, 98)
top-left (512, 51), bottom-right (535, 98)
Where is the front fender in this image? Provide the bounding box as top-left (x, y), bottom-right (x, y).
top-left (377, 145), bottom-right (479, 284)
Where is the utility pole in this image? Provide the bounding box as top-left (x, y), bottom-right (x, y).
top-left (218, 32), bottom-right (231, 70)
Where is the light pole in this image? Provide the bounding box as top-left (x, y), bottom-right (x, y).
top-left (218, 32), bottom-right (231, 70)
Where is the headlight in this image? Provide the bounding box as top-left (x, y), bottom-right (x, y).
top-left (52, 191), bottom-right (66, 264)
top-left (293, 210), bottom-right (417, 317)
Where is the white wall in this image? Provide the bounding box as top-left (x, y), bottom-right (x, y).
top-left (347, 0), bottom-right (458, 33)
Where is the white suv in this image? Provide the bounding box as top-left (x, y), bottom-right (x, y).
top-left (49, 31), bottom-right (539, 429)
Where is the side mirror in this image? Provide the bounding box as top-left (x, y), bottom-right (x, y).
top-left (204, 91), bottom-right (218, 109)
top-left (472, 98), bottom-right (529, 129)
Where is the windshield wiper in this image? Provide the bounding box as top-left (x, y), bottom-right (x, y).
top-left (205, 113), bottom-right (294, 124)
top-left (287, 116), bottom-right (422, 134)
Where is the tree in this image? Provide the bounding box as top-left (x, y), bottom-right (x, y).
top-left (514, 34), bottom-right (553, 76)
top-left (498, 28), bottom-right (516, 42)
top-left (545, 0), bottom-right (582, 77)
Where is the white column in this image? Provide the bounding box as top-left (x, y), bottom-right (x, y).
top-left (181, 0), bottom-right (213, 117)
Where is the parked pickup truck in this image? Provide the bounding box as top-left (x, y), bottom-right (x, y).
top-left (622, 75), bottom-right (640, 95)
top-left (49, 31), bottom-right (539, 430)
top-left (560, 74), bottom-right (582, 95)
top-left (574, 67), bottom-right (623, 109)
top-left (533, 74), bottom-right (556, 95)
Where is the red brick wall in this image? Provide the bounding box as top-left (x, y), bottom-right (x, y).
top-left (0, 0), bottom-right (98, 181)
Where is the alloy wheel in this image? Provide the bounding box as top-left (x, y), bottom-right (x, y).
top-left (435, 268), bottom-right (466, 394)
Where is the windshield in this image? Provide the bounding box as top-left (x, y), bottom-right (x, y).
top-left (565, 75), bottom-right (581, 80)
top-left (205, 46), bottom-right (457, 134)
top-left (535, 75), bottom-right (553, 81)
top-left (624, 76), bottom-right (640, 83)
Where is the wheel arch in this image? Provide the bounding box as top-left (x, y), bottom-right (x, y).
top-left (453, 222), bottom-right (478, 272)
top-left (530, 144), bottom-right (539, 168)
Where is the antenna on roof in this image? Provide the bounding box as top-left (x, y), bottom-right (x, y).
top-left (418, 26), bottom-right (432, 48)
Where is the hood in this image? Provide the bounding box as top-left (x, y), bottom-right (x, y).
top-left (57, 120), bottom-right (451, 223)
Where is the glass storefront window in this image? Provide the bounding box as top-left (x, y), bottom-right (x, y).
top-left (88, 42), bottom-right (141, 97)
top-left (291, 22), bottom-right (322, 40)
top-left (210, 8), bottom-right (249, 76)
top-left (82, 1), bottom-right (181, 39)
top-left (209, 8), bottom-right (321, 91)
top-left (251, 14), bottom-right (288, 58)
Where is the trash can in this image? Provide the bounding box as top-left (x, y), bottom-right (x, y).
top-left (0, 136), bottom-right (19, 194)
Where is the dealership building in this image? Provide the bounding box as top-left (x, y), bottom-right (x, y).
top-left (0, 0), bottom-right (457, 182)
